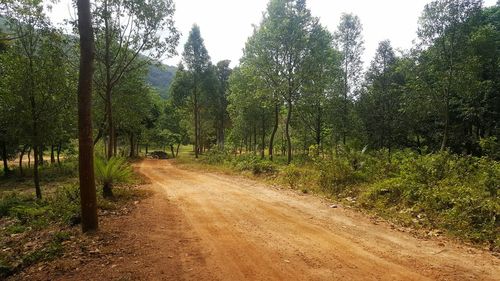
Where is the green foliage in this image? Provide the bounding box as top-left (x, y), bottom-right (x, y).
top-left (479, 137), bottom-right (500, 160)
top-left (94, 157), bottom-right (133, 187)
top-left (201, 149), bottom-right (229, 165)
top-left (360, 152), bottom-right (499, 247)
top-left (230, 155), bottom-right (277, 175)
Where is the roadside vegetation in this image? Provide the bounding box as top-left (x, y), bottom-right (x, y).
top-left (0, 153), bottom-right (148, 278)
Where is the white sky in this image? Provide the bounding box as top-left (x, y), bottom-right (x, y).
top-left (48, 0), bottom-right (497, 68)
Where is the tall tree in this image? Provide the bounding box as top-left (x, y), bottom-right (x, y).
top-left (77, 0), bottom-right (98, 232)
top-left (334, 13), bottom-right (364, 145)
top-left (242, 0), bottom-right (319, 164)
top-left (92, 0), bottom-right (179, 159)
top-left (417, 0), bottom-right (482, 151)
top-left (181, 25), bottom-right (211, 158)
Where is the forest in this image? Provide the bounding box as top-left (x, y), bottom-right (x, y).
top-left (0, 0), bottom-right (499, 279)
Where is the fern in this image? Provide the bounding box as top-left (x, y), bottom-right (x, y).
top-left (94, 157), bottom-right (133, 198)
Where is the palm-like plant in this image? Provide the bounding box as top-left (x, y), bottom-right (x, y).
top-left (94, 157), bottom-right (133, 198)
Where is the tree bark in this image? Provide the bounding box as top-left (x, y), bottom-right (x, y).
top-left (57, 142), bottom-right (62, 165)
top-left (285, 99), bottom-right (293, 164)
top-left (28, 147), bottom-right (31, 168)
top-left (194, 91), bottom-right (199, 158)
top-left (77, 0), bottom-right (98, 232)
top-left (38, 146), bottom-right (44, 166)
top-left (170, 145), bottom-right (175, 158)
top-left (1, 141), bottom-right (9, 176)
top-left (269, 103), bottom-right (279, 161)
top-left (33, 145), bottom-right (41, 199)
top-left (19, 145), bottom-right (28, 177)
top-left (129, 133), bottom-right (134, 158)
top-left (50, 145), bottom-right (55, 164)
top-left (261, 115), bottom-right (266, 159)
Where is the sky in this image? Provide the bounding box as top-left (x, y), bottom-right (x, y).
top-left (49, 0), bottom-right (497, 68)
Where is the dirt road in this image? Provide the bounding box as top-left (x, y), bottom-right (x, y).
top-left (49, 159), bottom-right (499, 281)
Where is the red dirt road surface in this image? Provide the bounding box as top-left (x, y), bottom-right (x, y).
top-left (46, 159), bottom-right (500, 280)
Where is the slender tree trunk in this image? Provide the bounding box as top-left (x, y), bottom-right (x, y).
top-left (269, 103), bottom-right (279, 161)
top-left (57, 142), bottom-right (61, 165)
top-left (38, 146), bottom-right (44, 166)
top-left (170, 145), bottom-right (175, 158)
top-left (33, 145), bottom-right (41, 199)
top-left (253, 125), bottom-right (257, 155)
top-left (194, 92), bottom-right (199, 158)
top-left (261, 115), bottom-right (266, 159)
top-left (440, 93), bottom-right (450, 151)
top-left (113, 129), bottom-right (117, 156)
top-left (129, 133), bottom-right (134, 158)
top-left (145, 144), bottom-right (148, 155)
top-left (285, 99), bottom-right (293, 164)
top-left (106, 97), bottom-right (114, 159)
top-left (1, 141), bottom-right (9, 176)
top-left (50, 145), bottom-right (55, 164)
top-left (176, 143), bottom-right (180, 157)
top-left (77, 0), bottom-right (98, 232)
top-left (28, 147), bottom-right (31, 168)
top-left (19, 145), bottom-right (28, 177)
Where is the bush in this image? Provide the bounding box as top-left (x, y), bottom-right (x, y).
top-left (202, 149), bottom-right (229, 165)
top-left (359, 152), bottom-right (499, 247)
top-left (230, 155), bottom-right (277, 175)
top-left (94, 157), bottom-right (133, 198)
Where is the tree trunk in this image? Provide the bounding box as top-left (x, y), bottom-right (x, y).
top-left (129, 133), bottom-right (134, 158)
top-left (77, 0), bottom-right (98, 232)
top-left (28, 147), bottom-right (31, 168)
top-left (170, 145), bottom-right (175, 158)
top-left (19, 145), bottom-right (28, 177)
top-left (253, 125), bottom-right (257, 155)
top-left (1, 141), bottom-right (9, 176)
top-left (103, 182), bottom-right (113, 198)
top-left (261, 116), bottom-right (266, 159)
top-left (38, 147), bottom-right (44, 166)
top-left (57, 142), bottom-right (62, 165)
top-left (33, 145), bottom-right (41, 199)
top-left (176, 143), bottom-right (180, 157)
top-left (285, 99), bottom-right (293, 164)
top-left (269, 103), bottom-right (279, 161)
top-left (113, 129), bottom-right (117, 156)
top-left (194, 92), bottom-right (199, 158)
top-left (145, 144), bottom-right (148, 155)
top-left (440, 93), bottom-right (450, 151)
top-left (50, 145), bottom-right (55, 164)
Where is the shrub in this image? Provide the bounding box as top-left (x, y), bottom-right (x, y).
top-left (94, 157), bottom-right (133, 198)
top-left (202, 149), bottom-right (229, 165)
top-left (230, 155), bottom-right (277, 175)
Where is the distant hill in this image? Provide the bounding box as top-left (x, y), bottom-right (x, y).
top-left (147, 64), bottom-right (176, 99)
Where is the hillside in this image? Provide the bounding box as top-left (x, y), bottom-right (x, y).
top-left (147, 64), bottom-right (177, 99)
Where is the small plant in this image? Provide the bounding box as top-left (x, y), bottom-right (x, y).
top-left (94, 157), bottom-right (133, 198)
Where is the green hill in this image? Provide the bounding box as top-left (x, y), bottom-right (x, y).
top-left (147, 64), bottom-right (176, 99)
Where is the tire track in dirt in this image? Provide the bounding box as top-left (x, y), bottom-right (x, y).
top-left (135, 159), bottom-right (499, 281)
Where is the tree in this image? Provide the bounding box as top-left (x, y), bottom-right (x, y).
top-left (359, 40), bottom-right (405, 158)
top-left (1, 0), bottom-right (75, 198)
top-left (77, 0), bottom-right (98, 232)
top-left (92, 0), bottom-right (179, 159)
top-left (214, 60), bottom-right (231, 149)
top-left (242, 0), bottom-right (320, 164)
top-left (334, 13), bottom-right (364, 145)
top-left (417, 0), bottom-right (482, 151)
top-left (180, 25), bottom-right (212, 158)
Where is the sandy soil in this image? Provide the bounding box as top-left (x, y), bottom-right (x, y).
top-left (27, 159), bottom-right (499, 281)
